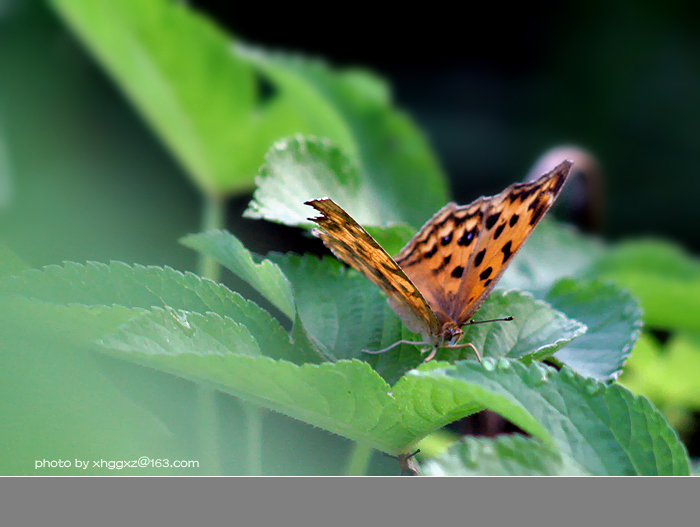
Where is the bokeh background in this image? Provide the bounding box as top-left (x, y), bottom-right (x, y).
top-left (3, 0), bottom-right (700, 267)
top-left (1, 0), bottom-right (699, 472)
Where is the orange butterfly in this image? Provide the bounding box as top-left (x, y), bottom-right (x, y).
top-left (307, 160), bottom-right (572, 361)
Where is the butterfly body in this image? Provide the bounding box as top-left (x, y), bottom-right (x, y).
top-left (306, 160), bottom-right (572, 361)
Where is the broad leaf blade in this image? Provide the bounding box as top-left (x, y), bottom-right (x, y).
top-left (49, 0), bottom-right (358, 197)
top-left (0, 261), bottom-right (315, 363)
top-left (181, 230), bottom-right (295, 321)
top-left (242, 50), bottom-right (449, 229)
top-left (547, 279), bottom-right (642, 381)
top-left (245, 135), bottom-right (402, 227)
top-left (413, 359), bottom-right (690, 475)
top-left (422, 434), bottom-right (591, 476)
top-left (457, 290), bottom-right (587, 363)
top-left (50, 0), bottom-right (256, 195)
top-left (101, 315), bottom-right (402, 451)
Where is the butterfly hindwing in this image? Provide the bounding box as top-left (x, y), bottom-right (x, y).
top-left (305, 198), bottom-right (440, 339)
top-left (395, 160), bottom-right (572, 325)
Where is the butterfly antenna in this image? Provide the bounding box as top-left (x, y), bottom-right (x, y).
top-left (466, 316), bottom-right (514, 326)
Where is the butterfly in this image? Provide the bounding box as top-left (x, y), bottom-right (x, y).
top-left (306, 160), bottom-right (572, 362)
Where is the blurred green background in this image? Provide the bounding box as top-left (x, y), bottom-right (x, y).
top-left (1, 0), bottom-right (699, 474)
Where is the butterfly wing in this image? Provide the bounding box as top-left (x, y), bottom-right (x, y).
top-left (306, 198), bottom-right (441, 340)
top-left (395, 160), bottom-right (572, 325)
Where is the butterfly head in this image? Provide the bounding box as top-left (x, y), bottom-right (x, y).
top-left (440, 321), bottom-right (464, 347)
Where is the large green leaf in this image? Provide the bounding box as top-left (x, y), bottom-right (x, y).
top-left (241, 50), bottom-right (449, 229)
top-left (0, 261), bottom-right (318, 363)
top-left (99, 304), bottom-right (688, 473)
top-left (49, 0), bottom-right (355, 196)
top-left (547, 279), bottom-right (642, 381)
top-left (413, 360), bottom-right (689, 475)
top-left (2, 257), bottom-right (684, 471)
top-left (245, 135), bottom-right (408, 227)
top-left (422, 434), bottom-right (590, 476)
top-left (454, 290), bottom-right (587, 363)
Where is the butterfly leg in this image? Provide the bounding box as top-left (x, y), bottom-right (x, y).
top-left (362, 339), bottom-right (428, 355)
top-left (422, 346), bottom-right (439, 362)
top-left (446, 342), bottom-right (482, 362)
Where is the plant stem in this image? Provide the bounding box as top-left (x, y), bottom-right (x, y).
top-left (196, 193), bottom-right (226, 474)
top-left (344, 442), bottom-right (374, 476)
top-left (198, 194), bottom-right (225, 282)
top-left (242, 402), bottom-right (266, 476)
top-left (196, 386), bottom-right (221, 476)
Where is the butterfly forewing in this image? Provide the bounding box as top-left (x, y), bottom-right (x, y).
top-left (305, 198), bottom-right (440, 339)
top-left (395, 160), bottom-right (573, 325)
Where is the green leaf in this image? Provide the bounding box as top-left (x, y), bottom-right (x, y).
top-left (49, 0), bottom-right (356, 197)
top-left (0, 296), bottom-right (140, 349)
top-left (546, 279), bottom-right (643, 381)
top-left (241, 51), bottom-right (449, 229)
top-left (268, 253), bottom-right (389, 361)
top-left (413, 360), bottom-right (690, 475)
top-left (245, 133), bottom-right (448, 231)
top-left (245, 135), bottom-right (404, 228)
top-left (102, 328), bottom-right (403, 452)
top-left (0, 261), bottom-right (317, 362)
top-left (499, 220), bottom-right (605, 294)
top-left (180, 230), bottom-right (295, 320)
top-left (50, 0), bottom-right (250, 195)
top-left (101, 307), bottom-right (261, 358)
top-left (422, 434), bottom-right (591, 476)
top-left (0, 242), bottom-right (27, 279)
top-left (92, 304), bottom-right (690, 471)
top-left (455, 290), bottom-right (587, 363)
top-left (592, 239), bottom-right (700, 333)
top-left (234, 45), bottom-right (360, 163)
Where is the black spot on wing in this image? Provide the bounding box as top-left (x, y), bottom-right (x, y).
top-left (451, 265), bottom-right (464, 278)
top-left (485, 212), bottom-right (501, 230)
top-left (501, 240), bottom-right (513, 263)
top-left (528, 196), bottom-right (541, 211)
top-left (529, 203), bottom-right (548, 225)
top-left (474, 249), bottom-right (486, 267)
top-left (509, 214), bottom-right (519, 227)
top-left (484, 279), bottom-right (492, 288)
top-left (458, 228), bottom-right (476, 246)
top-left (494, 223), bottom-right (505, 240)
top-left (441, 232), bottom-right (453, 246)
top-left (424, 245), bottom-right (437, 259)
top-left (480, 267), bottom-right (492, 280)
